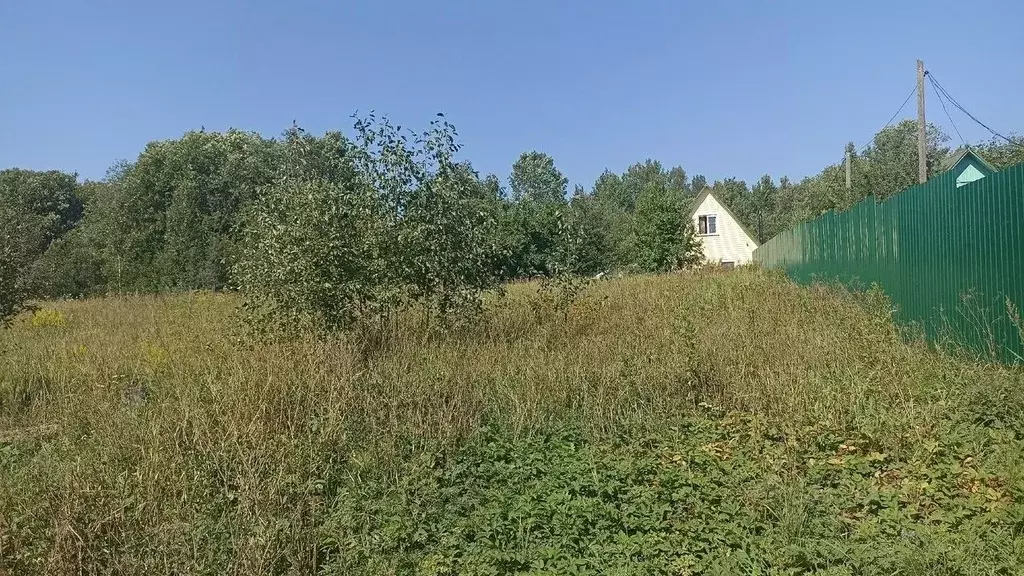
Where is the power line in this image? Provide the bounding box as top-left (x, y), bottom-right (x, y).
top-left (927, 74), bottom-right (966, 148)
top-left (832, 84), bottom-right (918, 169)
top-left (856, 85), bottom-right (919, 155)
top-left (928, 72), bottom-right (1024, 150)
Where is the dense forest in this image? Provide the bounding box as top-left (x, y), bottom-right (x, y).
top-left (2, 115), bottom-right (1023, 326)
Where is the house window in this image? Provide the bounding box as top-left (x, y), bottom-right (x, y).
top-left (721, 261), bottom-right (735, 270)
top-left (697, 214), bottom-right (717, 235)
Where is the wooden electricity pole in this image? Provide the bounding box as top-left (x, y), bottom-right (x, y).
top-left (917, 59), bottom-right (927, 183)
top-left (845, 147), bottom-right (852, 190)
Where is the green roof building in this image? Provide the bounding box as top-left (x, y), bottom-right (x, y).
top-left (942, 147), bottom-right (997, 187)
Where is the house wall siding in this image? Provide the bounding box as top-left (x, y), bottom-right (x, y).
top-left (956, 162), bottom-right (987, 187)
top-left (692, 193), bottom-right (758, 264)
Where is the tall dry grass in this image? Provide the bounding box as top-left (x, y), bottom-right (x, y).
top-left (0, 267), bottom-right (1019, 573)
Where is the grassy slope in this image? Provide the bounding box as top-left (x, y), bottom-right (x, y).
top-left (1, 268), bottom-right (1023, 574)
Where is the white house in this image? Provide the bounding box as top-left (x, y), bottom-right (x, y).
top-left (688, 187), bottom-right (759, 267)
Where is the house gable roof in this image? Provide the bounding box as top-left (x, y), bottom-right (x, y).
top-left (688, 187), bottom-right (760, 248)
top-left (941, 147), bottom-right (997, 175)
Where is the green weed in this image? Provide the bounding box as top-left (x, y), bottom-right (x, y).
top-left (1, 268), bottom-right (1022, 574)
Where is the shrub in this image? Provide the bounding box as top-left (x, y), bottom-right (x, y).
top-left (234, 116), bottom-right (501, 335)
top-left (631, 182), bottom-right (702, 272)
top-left (0, 244), bottom-right (26, 326)
top-left (0, 207), bottom-right (29, 325)
top-left (28, 308), bottom-right (65, 328)
top-left (235, 176), bottom-right (389, 334)
top-left (24, 227), bottom-right (106, 299)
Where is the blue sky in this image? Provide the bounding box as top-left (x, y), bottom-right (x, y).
top-left (2, 0), bottom-right (1022, 189)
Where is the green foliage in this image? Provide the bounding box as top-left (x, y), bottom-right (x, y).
top-left (861, 120), bottom-right (950, 200)
top-left (591, 161), bottom-right (696, 270)
top-left (0, 169), bottom-right (81, 318)
top-left (726, 123), bottom-right (954, 244)
top-left (621, 159), bottom-right (689, 210)
top-left (974, 135), bottom-right (1024, 169)
top-left (388, 158), bottom-right (502, 323)
top-left (2, 108), bottom-right (1015, 304)
top-left (595, 160), bottom-right (691, 214)
top-left (498, 195), bottom-right (565, 280)
top-left (326, 408), bottom-right (1024, 575)
top-left (103, 130), bottom-right (279, 291)
top-left (0, 169), bottom-right (82, 261)
top-left (562, 191), bottom-right (614, 276)
top-left (235, 116), bottom-right (501, 334)
top-left (4, 268), bottom-right (1024, 573)
top-left (690, 174), bottom-right (707, 193)
top-left (24, 227), bottom-right (106, 299)
top-left (592, 169), bottom-right (626, 208)
top-left (631, 182), bottom-right (702, 273)
top-left (235, 178), bottom-right (385, 333)
top-left (493, 151), bottom-right (574, 280)
top-left (510, 151), bottom-right (568, 203)
top-left (591, 171), bottom-right (636, 266)
top-left (749, 174), bottom-right (779, 244)
top-left (0, 207), bottom-right (29, 324)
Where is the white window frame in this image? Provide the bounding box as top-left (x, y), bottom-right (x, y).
top-left (697, 214), bottom-right (718, 236)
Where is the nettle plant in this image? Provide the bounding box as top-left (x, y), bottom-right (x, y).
top-left (234, 115), bottom-right (500, 336)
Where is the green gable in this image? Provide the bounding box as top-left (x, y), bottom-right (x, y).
top-left (942, 148), bottom-right (997, 187)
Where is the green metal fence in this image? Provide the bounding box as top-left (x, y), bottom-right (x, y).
top-left (753, 163), bottom-right (1024, 362)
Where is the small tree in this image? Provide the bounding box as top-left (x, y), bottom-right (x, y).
top-left (863, 120), bottom-right (949, 200)
top-left (234, 115), bottom-right (501, 335)
top-left (0, 169), bottom-right (82, 261)
top-left (234, 178), bottom-right (388, 334)
top-left (496, 151), bottom-right (570, 279)
top-left (631, 183), bottom-right (702, 273)
top-left (561, 190), bottom-right (613, 276)
top-left (403, 161), bottom-right (502, 321)
top-left (749, 174), bottom-right (779, 243)
top-left (509, 151), bottom-right (567, 203)
top-left (24, 227), bottom-right (106, 299)
top-left (0, 206), bottom-right (29, 325)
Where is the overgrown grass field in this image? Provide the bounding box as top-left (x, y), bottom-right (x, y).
top-left (2, 268), bottom-right (1023, 574)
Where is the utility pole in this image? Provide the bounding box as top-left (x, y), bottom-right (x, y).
top-left (845, 147), bottom-right (852, 190)
top-left (917, 59), bottom-right (927, 183)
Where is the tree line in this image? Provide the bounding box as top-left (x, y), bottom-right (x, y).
top-left (2, 114), bottom-right (1022, 328)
